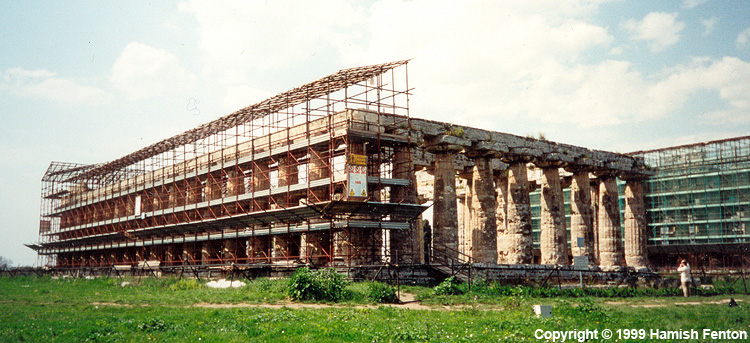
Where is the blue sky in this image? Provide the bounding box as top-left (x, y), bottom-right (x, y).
top-left (2, 0), bottom-right (749, 266)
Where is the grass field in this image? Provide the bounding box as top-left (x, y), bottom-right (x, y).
top-left (1, 275), bottom-right (749, 342)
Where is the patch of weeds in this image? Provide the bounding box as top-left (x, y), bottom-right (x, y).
top-left (135, 318), bottom-right (172, 333)
top-left (367, 282), bottom-right (399, 303)
top-left (572, 297), bottom-right (609, 322)
top-left (84, 327), bottom-right (119, 342)
top-left (168, 278), bottom-right (202, 291)
top-left (392, 325), bottom-right (428, 341)
top-left (434, 276), bottom-right (463, 296)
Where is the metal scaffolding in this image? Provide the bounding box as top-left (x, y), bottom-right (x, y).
top-left (630, 136), bottom-right (750, 268)
top-left (32, 60), bottom-right (428, 269)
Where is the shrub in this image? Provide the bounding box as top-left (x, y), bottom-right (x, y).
top-left (168, 278), bottom-right (202, 291)
top-left (367, 282), bottom-right (399, 303)
top-left (434, 276), bottom-right (463, 295)
top-left (288, 267), bottom-right (348, 302)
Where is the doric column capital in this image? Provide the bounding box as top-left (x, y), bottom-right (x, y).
top-left (425, 134), bottom-right (471, 153)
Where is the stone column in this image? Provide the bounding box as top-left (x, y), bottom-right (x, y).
top-left (309, 147), bottom-right (330, 202)
top-left (597, 175), bottom-right (624, 270)
top-left (272, 235), bottom-right (289, 260)
top-left (538, 165), bottom-right (568, 265)
top-left (623, 178), bottom-right (650, 270)
top-left (278, 154), bottom-right (299, 188)
top-left (333, 230), bottom-right (350, 265)
top-left (221, 239), bottom-right (235, 263)
top-left (186, 178), bottom-right (202, 204)
top-left (164, 245), bottom-right (176, 265)
top-left (504, 161), bottom-right (533, 264)
top-left (590, 179), bottom-right (600, 265)
top-left (458, 174), bottom-right (472, 261)
top-left (252, 160), bottom-right (270, 191)
top-left (152, 186), bottom-right (166, 211)
top-left (204, 175), bottom-right (223, 201)
top-left (300, 232), bottom-right (321, 264)
top-left (391, 145), bottom-right (418, 264)
top-left (469, 156), bottom-right (497, 264)
top-left (569, 170), bottom-right (596, 266)
top-left (227, 169), bottom-right (246, 196)
top-left (248, 234), bottom-right (270, 263)
top-left (169, 183), bottom-right (184, 209)
top-left (494, 171), bottom-right (508, 264)
top-left (201, 242), bottom-right (213, 265)
top-left (431, 147), bottom-right (460, 262)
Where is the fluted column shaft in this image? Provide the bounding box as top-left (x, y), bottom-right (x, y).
top-left (505, 161), bottom-right (533, 264)
top-left (597, 175), bottom-right (624, 270)
top-left (539, 167), bottom-right (568, 265)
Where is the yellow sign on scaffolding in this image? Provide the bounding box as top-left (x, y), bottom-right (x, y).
top-left (348, 153), bottom-right (367, 166)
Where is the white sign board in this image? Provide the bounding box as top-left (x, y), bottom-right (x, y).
top-left (347, 164), bottom-right (368, 198)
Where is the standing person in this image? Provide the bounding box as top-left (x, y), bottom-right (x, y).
top-left (678, 259), bottom-right (692, 297)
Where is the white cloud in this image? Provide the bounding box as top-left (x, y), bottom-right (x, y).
top-left (652, 57), bottom-right (750, 123)
top-left (177, 1), bottom-right (750, 132)
top-left (222, 85), bottom-right (273, 112)
top-left (682, 0), bottom-right (708, 9)
top-left (179, 0), bottom-right (366, 83)
top-left (1, 68), bottom-right (110, 105)
top-left (738, 28), bottom-right (750, 48)
top-left (623, 12), bottom-right (685, 52)
top-left (111, 42), bottom-right (196, 100)
top-left (701, 17), bottom-right (718, 36)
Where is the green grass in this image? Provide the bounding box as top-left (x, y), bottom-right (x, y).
top-left (1, 276), bottom-right (749, 342)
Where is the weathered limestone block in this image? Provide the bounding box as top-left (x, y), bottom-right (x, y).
top-left (494, 172), bottom-right (508, 264)
top-left (624, 179), bottom-right (649, 270)
top-left (569, 171), bottom-right (595, 265)
top-left (469, 157), bottom-right (498, 264)
top-left (504, 161), bottom-right (533, 264)
top-left (539, 167), bottom-right (568, 265)
top-left (597, 176), bottom-right (624, 270)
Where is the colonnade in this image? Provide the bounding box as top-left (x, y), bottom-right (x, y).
top-left (428, 138), bottom-right (650, 271)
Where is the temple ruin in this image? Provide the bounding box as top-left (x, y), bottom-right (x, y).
top-left (31, 61), bottom-right (654, 275)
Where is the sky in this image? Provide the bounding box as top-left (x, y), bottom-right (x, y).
top-left (1, 0), bottom-right (749, 266)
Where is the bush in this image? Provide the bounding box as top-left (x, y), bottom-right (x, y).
top-left (288, 267), bottom-right (348, 302)
top-left (367, 282), bottom-right (399, 303)
top-left (168, 278), bottom-right (202, 291)
top-left (434, 276), bottom-right (463, 295)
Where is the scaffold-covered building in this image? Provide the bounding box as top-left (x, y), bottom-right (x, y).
top-left (630, 136), bottom-right (750, 268)
top-left (31, 60), bottom-right (662, 274)
top-left (33, 61), bottom-right (427, 269)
